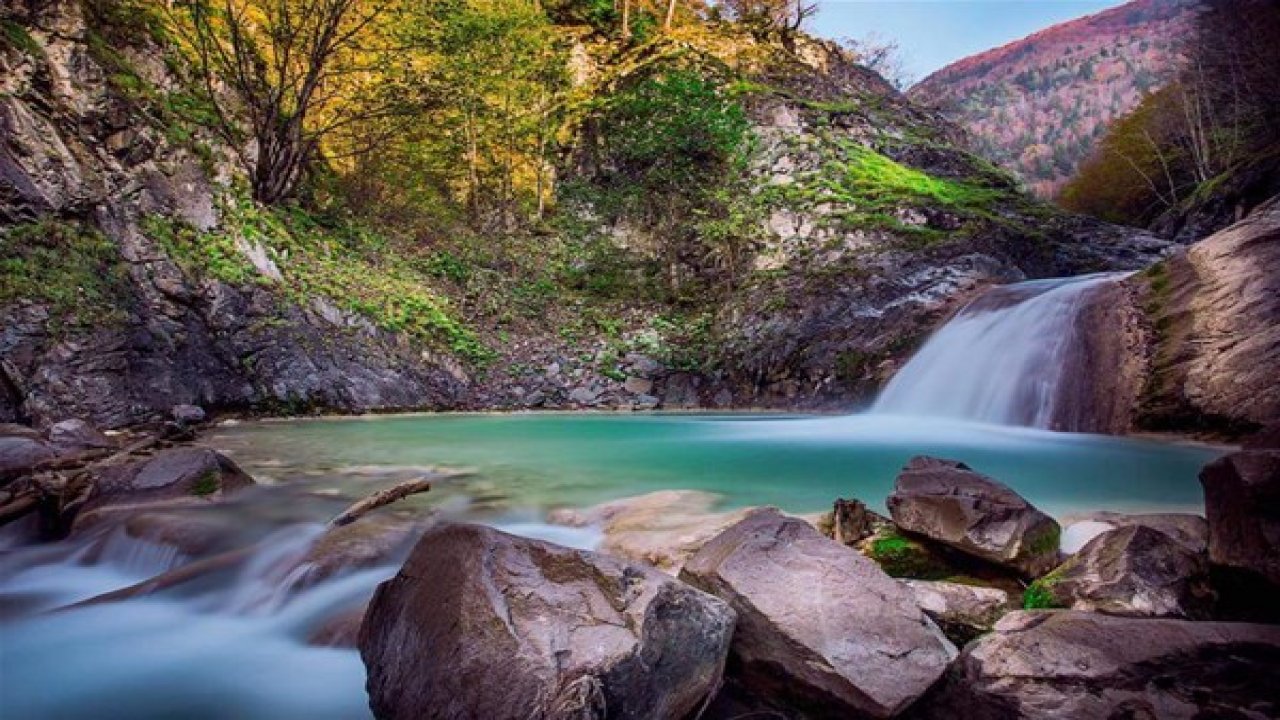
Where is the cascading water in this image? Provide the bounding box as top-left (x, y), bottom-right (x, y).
top-left (872, 272), bottom-right (1126, 429)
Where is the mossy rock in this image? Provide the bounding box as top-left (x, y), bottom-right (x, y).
top-left (862, 527), bottom-right (956, 580)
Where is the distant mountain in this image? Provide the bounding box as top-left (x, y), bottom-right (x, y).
top-left (909, 0), bottom-right (1201, 198)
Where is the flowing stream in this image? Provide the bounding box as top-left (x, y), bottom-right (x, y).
top-left (0, 274), bottom-right (1229, 719)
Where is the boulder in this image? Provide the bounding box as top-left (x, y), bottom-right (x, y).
top-left (73, 447), bottom-right (256, 529)
top-left (297, 511), bottom-right (433, 587)
top-left (1200, 449), bottom-right (1280, 588)
top-left (1028, 525), bottom-right (1213, 619)
top-left (47, 418), bottom-right (114, 452)
top-left (829, 497), bottom-right (884, 545)
top-left (901, 580), bottom-right (1011, 645)
top-left (887, 456), bottom-right (1061, 577)
top-left (679, 509), bottom-right (955, 719)
top-left (0, 435), bottom-right (56, 483)
top-left (922, 611), bottom-right (1280, 719)
top-left (171, 404), bottom-right (207, 425)
top-left (360, 523), bottom-right (736, 720)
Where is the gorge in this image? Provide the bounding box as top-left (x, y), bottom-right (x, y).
top-left (1, 0), bottom-right (1279, 718)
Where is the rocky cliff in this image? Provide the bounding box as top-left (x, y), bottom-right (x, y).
top-left (0, 1), bottom-right (1171, 428)
top-left (1070, 197), bottom-right (1280, 437)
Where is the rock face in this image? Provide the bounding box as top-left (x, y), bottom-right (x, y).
top-left (887, 457), bottom-right (1061, 577)
top-left (73, 447), bottom-right (255, 529)
top-left (924, 611), bottom-right (1280, 719)
top-left (1131, 196), bottom-right (1280, 435)
top-left (359, 523), bottom-right (736, 720)
top-left (0, 1), bottom-right (468, 429)
top-left (1200, 449), bottom-right (1280, 588)
top-left (901, 580), bottom-right (1011, 645)
top-left (1033, 525), bottom-right (1213, 619)
top-left (679, 509), bottom-right (955, 719)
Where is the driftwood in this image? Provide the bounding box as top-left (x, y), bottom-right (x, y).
top-left (1, 433), bottom-right (172, 529)
top-left (328, 477), bottom-right (433, 527)
top-left (61, 476), bottom-right (437, 610)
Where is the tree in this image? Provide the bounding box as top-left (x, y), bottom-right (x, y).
top-left (842, 33), bottom-right (913, 90)
top-left (171, 0), bottom-right (400, 205)
top-left (720, 0), bottom-right (816, 36)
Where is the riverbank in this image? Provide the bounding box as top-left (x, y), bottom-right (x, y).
top-left (1, 411), bottom-right (1276, 719)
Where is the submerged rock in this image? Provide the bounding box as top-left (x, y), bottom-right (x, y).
top-left (922, 610), bottom-right (1280, 719)
top-left (680, 508), bottom-right (955, 719)
top-left (1029, 525), bottom-right (1213, 619)
top-left (901, 579), bottom-right (1011, 645)
top-left (360, 523), bottom-right (735, 720)
top-left (887, 456), bottom-right (1061, 577)
top-left (548, 490), bottom-right (752, 572)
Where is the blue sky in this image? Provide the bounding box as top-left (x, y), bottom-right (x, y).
top-left (810, 1), bottom-right (1130, 82)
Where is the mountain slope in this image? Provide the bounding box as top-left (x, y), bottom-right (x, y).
top-left (910, 0), bottom-right (1200, 198)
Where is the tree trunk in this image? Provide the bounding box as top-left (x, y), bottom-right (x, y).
top-left (664, 0), bottom-right (677, 30)
top-left (621, 0), bottom-right (632, 40)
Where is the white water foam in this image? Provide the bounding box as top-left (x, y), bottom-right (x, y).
top-left (872, 273), bottom-right (1125, 428)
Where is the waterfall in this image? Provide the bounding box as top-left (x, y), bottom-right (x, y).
top-left (871, 272), bottom-right (1125, 429)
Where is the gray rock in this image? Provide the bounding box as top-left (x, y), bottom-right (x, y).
top-left (829, 497), bottom-right (885, 545)
top-left (887, 456), bottom-right (1061, 577)
top-left (48, 418), bottom-right (114, 452)
top-left (1201, 449), bottom-right (1280, 588)
top-left (631, 393), bottom-right (659, 411)
top-left (171, 404), bottom-right (207, 425)
top-left (0, 435), bottom-right (56, 483)
top-left (1062, 511), bottom-right (1208, 554)
top-left (901, 579), bottom-right (1011, 645)
top-left (922, 610), bottom-right (1280, 720)
top-left (622, 376), bottom-right (653, 395)
top-left (568, 386), bottom-right (599, 406)
top-left (360, 523), bottom-right (736, 720)
top-left (1035, 525), bottom-right (1213, 619)
top-left (680, 508), bottom-right (955, 719)
top-left (73, 447), bottom-right (256, 530)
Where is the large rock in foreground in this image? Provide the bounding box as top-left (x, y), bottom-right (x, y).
top-left (923, 610), bottom-right (1280, 719)
top-left (359, 523), bottom-right (736, 720)
top-left (1031, 525), bottom-right (1213, 619)
top-left (1200, 449), bottom-right (1280, 588)
top-left (887, 457), bottom-right (1061, 577)
top-left (680, 509), bottom-right (954, 719)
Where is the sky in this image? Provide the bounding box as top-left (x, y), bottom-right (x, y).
top-left (810, 1), bottom-right (1131, 83)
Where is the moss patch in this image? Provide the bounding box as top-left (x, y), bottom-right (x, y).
top-left (1022, 576), bottom-right (1065, 610)
top-left (1026, 524), bottom-right (1062, 557)
top-left (190, 470), bottom-right (220, 497)
top-left (866, 528), bottom-right (954, 579)
top-left (147, 200), bottom-right (493, 365)
top-left (0, 18), bottom-right (40, 55)
top-left (0, 219), bottom-right (129, 325)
